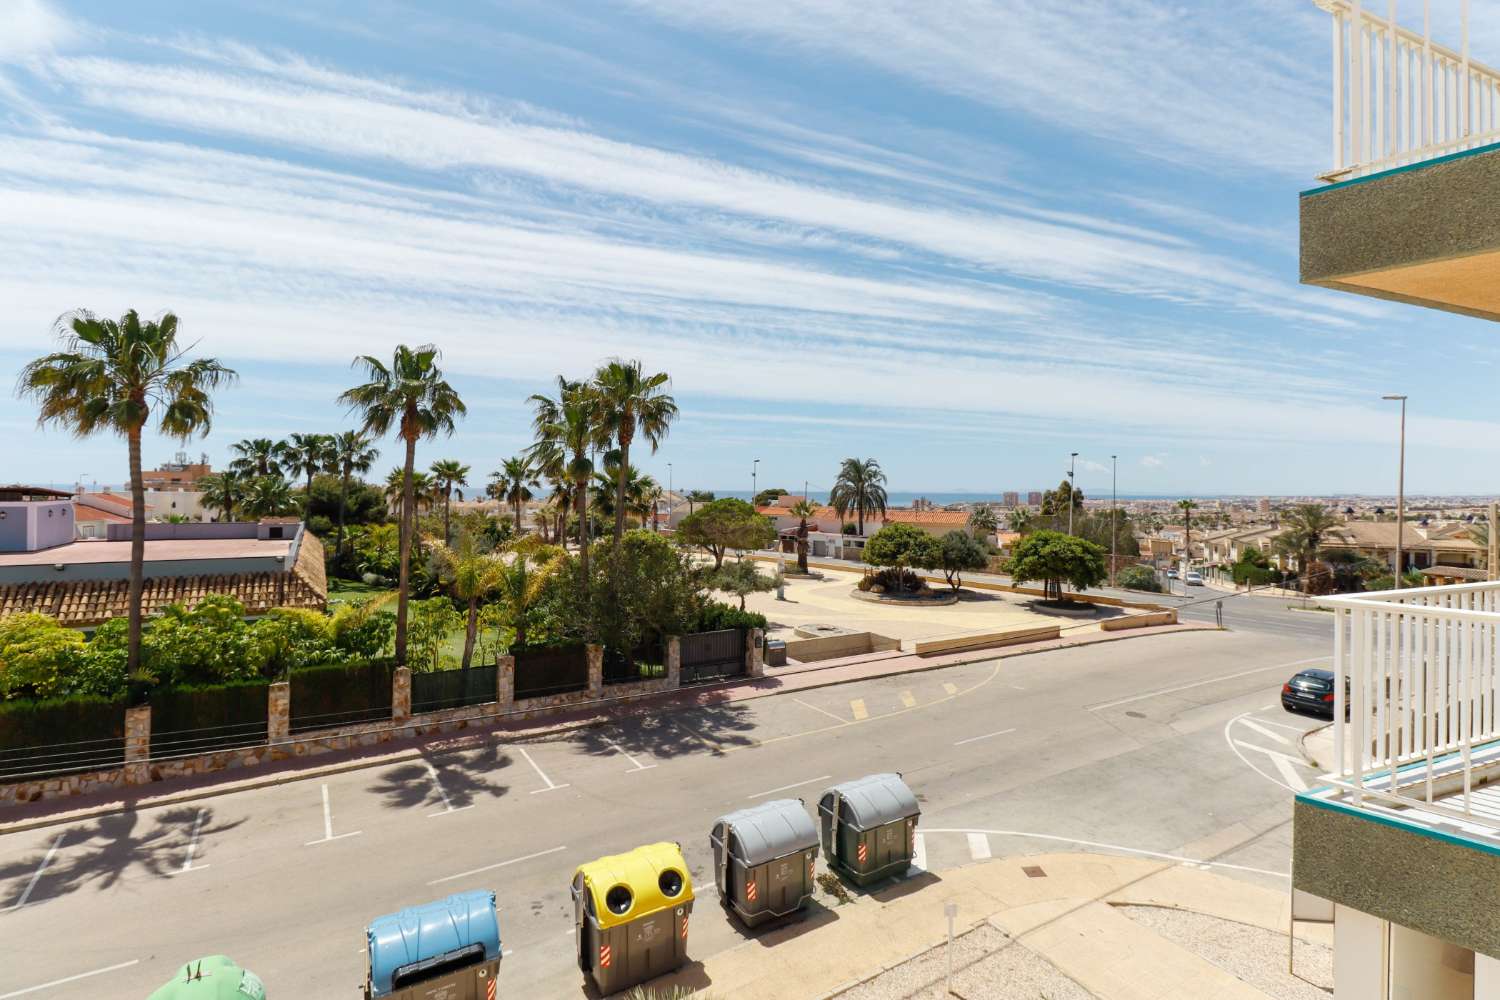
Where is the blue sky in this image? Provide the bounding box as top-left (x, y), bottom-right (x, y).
top-left (2, 0), bottom-right (1499, 497)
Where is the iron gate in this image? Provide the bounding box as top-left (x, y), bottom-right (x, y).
top-left (679, 628), bottom-right (746, 684)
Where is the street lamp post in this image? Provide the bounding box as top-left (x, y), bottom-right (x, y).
top-left (1068, 452), bottom-right (1078, 536)
top-left (1383, 394), bottom-right (1407, 582)
top-left (752, 458), bottom-right (761, 502)
top-left (667, 462), bottom-right (673, 529)
top-left (1111, 455), bottom-right (1118, 586)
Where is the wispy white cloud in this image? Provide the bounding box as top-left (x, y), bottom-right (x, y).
top-left (0, 0), bottom-right (74, 63)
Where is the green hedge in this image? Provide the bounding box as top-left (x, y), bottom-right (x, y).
top-left (1232, 563), bottom-right (1280, 586)
top-left (290, 660), bottom-right (394, 733)
top-left (692, 602), bottom-right (767, 632)
top-left (0, 694), bottom-right (126, 781)
top-left (150, 679), bottom-right (271, 758)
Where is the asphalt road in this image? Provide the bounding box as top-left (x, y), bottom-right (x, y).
top-left (0, 626), bottom-right (1333, 999)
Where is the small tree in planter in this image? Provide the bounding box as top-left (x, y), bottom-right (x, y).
top-left (1004, 530), bottom-right (1106, 603)
top-left (713, 558), bottom-right (777, 610)
top-left (677, 497), bottom-right (776, 569)
top-left (788, 499), bottom-right (817, 574)
top-left (938, 530), bottom-right (991, 592)
top-left (864, 523), bottom-right (942, 593)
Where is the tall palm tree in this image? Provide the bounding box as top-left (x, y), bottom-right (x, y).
top-left (1274, 503), bottom-right (1342, 593)
top-left (494, 538), bottom-right (566, 648)
top-left (384, 467), bottom-right (436, 514)
top-left (198, 469), bottom-right (247, 522)
top-left (1177, 499), bottom-right (1197, 568)
top-left (17, 309), bottom-right (235, 679)
top-left (340, 345), bottom-right (466, 666)
top-left (284, 432), bottom-right (334, 516)
top-left (490, 455), bottom-right (540, 534)
top-left (242, 475), bottom-right (297, 518)
top-left (686, 489), bottom-right (714, 515)
top-left (431, 537), bottom-right (507, 669)
top-left (429, 458), bottom-right (470, 544)
top-left (230, 437), bottom-right (287, 478)
top-left (829, 457), bottom-right (889, 535)
top-left (1008, 508), bottom-right (1034, 533)
top-left (329, 430), bottom-right (379, 565)
top-left (788, 498), bottom-right (816, 573)
top-left (592, 359), bottom-right (678, 543)
top-left (968, 506), bottom-right (998, 536)
top-left (528, 377), bottom-right (603, 584)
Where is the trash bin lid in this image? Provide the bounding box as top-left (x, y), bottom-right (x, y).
top-left (147, 956), bottom-right (266, 1000)
top-left (822, 773), bottom-right (919, 832)
top-left (367, 890), bottom-right (500, 998)
top-left (574, 842), bottom-right (695, 930)
top-left (714, 798), bottom-right (817, 866)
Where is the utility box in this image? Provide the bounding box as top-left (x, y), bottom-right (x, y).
top-left (764, 640), bottom-right (787, 667)
top-left (710, 798), bottom-right (819, 927)
top-left (148, 956), bottom-right (266, 1000)
top-left (818, 773), bottom-right (920, 887)
top-left (572, 842), bottom-right (694, 995)
top-left (365, 890), bottom-right (502, 1000)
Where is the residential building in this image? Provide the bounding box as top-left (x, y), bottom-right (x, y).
top-left (74, 492), bottom-right (134, 540)
top-left (1026, 491), bottom-right (1043, 507)
top-left (144, 488), bottom-right (212, 522)
top-left (1296, 5), bottom-right (1500, 995)
top-left (141, 451), bottom-right (213, 490)
top-left (0, 485), bottom-right (75, 553)
top-left (1002, 491), bottom-right (1020, 507)
top-left (1322, 521), bottom-right (1484, 575)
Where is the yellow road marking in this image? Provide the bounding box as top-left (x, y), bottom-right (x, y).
top-left (943, 683), bottom-right (958, 695)
top-left (900, 690), bottom-right (917, 708)
top-left (850, 699), bottom-right (869, 720)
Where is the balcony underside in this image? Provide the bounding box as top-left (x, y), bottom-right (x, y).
top-left (1301, 141), bottom-right (1500, 322)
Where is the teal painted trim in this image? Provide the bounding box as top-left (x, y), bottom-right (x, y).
top-left (1301, 138), bottom-right (1500, 197)
top-left (1296, 791), bottom-right (1500, 859)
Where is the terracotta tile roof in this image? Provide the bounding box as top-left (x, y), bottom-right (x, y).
top-left (0, 534), bottom-right (326, 626)
top-left (74, 506), bottom-right (131, 524)
top-left (757, 505), bottom-right (839, 519)
top-left (881, 510), bottom-right (972, 526)
top-left (81, 492), bottom-right (133, 509)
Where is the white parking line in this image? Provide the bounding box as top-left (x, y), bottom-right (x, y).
top-left (603, 738), bottom-right (656, 773)
top-left (0, 959), bottom-right (140, 998)
top-left (306, 784), bottom-right (363, 845)
top-left (1236, 718), bottom-right (1291, 746)
top-left (792, 697), bottom-right (851, 725)
top-left (921, 828), bottom-right (1288, 879)
top-left (747, 775), bottom-right (831, 799)
top-left (428, 845), bottom-right (569, 885)
top-left (4, 833), bottom-right (63, 912)
top-left (953, 728), bottom-right (1016, 747)
top-left (966, 833), bottom-right (992, 861)
top-left (516, 746), bottom-right (570, 794)
top-left (174, 809), bottom-right (210, 874)
top-left (424, 761), bottom-right (475, 817)
top-left (1087, 657), bottom-right (1326, 712)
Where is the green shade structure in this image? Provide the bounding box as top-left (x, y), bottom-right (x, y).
top-left (147, 956), bottom-right (266, 1000)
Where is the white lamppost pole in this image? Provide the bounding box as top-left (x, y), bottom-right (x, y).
top-left (752, 458), bottom-right (761, 501)
top-left (1383, 394), bottom-right (1407, 581)
top-left (1111, 454), bottom-right (1118, 586)
top-left (1067, 452), bottom-right (1078, 536)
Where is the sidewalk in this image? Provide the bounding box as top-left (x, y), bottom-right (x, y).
top-left (0, 620), bottom-right (1214, 835)
top-left (647, 852), bottom-right (1331, 1000)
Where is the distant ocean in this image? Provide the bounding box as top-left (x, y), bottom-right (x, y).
top-left (711, 490), bottom-right (1218, 505)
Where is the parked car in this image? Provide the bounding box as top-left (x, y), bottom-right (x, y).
top-left (1166, 569), bottom-right (1179, 580)
top-left (1281, 668), bottom-right (1343, 719)
top-left (1184, 571), bottom-right (1204, 586)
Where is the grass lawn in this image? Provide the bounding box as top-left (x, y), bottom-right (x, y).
top-left (327, 577), bottom-right (489, 669)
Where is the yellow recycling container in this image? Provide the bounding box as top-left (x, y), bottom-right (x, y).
top-left (571, 842), bottom-right (694, 995)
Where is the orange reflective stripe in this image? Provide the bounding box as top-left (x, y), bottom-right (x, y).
top-left (600, 944), bottom-right (612, 968)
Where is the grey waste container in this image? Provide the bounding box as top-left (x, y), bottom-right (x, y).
top-left (710, 798), bottom-right (818, 927)
top-left (818, 773), bottom-right (920, 887)
top-left (765, 640), bottom-right (787, 667)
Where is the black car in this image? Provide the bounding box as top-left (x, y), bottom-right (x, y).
top-left (1281, 668), bottom-right (1340, 718)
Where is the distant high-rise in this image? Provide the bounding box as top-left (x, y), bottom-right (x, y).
top-left (1258, 497), bottom-right (1271, 515)
top-left (1002, 491), bottom-right (1020, 507)
top-left (1027, 490), bottom-right (1043, 507)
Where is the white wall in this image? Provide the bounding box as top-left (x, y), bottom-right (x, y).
top-left (1335, 905), bottom-right (1388, 1000)
top-left (1390, 923), bottom-right (1473, 1000)
top-left (1476, 954), bottom-right (1500, 999)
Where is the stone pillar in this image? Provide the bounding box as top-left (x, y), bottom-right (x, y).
top-left (665, 636), bottom-right (681, 688)
top-left (267, 681), bottom-right (290, 743)
top-left (496, 655), bottom-right (515, 712)
top-left (123, 704), bottom-right (151, 786)
top-left (586, 644), bottom-right (604, 698)
top-left (392, 666), bottom-right (412, 723)
top-left (747, 627), bottom-right (765, 679)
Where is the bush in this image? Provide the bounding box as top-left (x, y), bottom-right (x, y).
top-left (1116, 566), bottom-right (1162, 592)
top-left (0, 613), bottom-right (87, 699)
top-left (691, 602), bottom-right (767, 633)
top-left (1231, 562), bottom-right (1280, 587)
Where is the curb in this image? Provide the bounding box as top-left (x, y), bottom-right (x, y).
top-left (0, 622), bottom-right (1210, 835)
top-left (1299, 721), bottom-right (1333, 770)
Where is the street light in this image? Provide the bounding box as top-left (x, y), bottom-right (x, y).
top-left (667, 462), bottom-right (673, 528)
top-left (752, 458), bottom-right (761, 501)
top-left (1111, 455), bottom-right (1118, 586)
top-left (1383, 394), bottom-right (1407, 582)
top-left (1068, 452), bottom-right (1078, 536)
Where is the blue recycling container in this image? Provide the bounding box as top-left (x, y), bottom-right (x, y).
top-left (365, 890), bottom-right (502, 999)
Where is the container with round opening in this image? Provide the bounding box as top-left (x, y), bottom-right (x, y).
top-left (572, 842), bottom-right (695, 995)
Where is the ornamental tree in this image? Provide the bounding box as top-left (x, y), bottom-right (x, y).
top-left (938, 530), bottom-right (991, 592)
top-left (676, 497), bottom-right (775, 568)
top-left (1003, 529), bottom-right (1107, 602)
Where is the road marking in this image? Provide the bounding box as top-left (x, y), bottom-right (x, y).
top-left (424, 761), bottom-right (475, 816)
top-left (942, 683), bottom-right (958, 696)
top-left (516, 746), bottom-right (570, 794)
top-left (1236, 718), bottom-right (1291, 746)
top-left (966, 833), bottom-right (992, 861)
top-left (792, 697), bottom-right (850, 725)
top-left (910, 833), bottom-right (927, 872)
top-left (921, 828), bottom-right (1289, 879)
top-left (1270, 754), bottom-right (1310, 792)
top-left (306, 784), bottom-right (362, 845)
top-left (1223, 713), bottom-right (1308, 794)
top-left (1249, 716), bottom-right (1312, 734)
top-left (0, 959), bottom-right (141, 998)
top-left (953, 728), bottom-right (1017, 747)
top-left (850, 699), bottom-right (869, 720)
top-left (429, 845), bottom-right (569, 886)
top-left (899, 690), bottom-right (917, 708)
top-left (1233, 740), bottom-right (1304, 765)
top-left (748, 775), bottom-right (832, 799)
top-left (1087, 656), bottom-right (1326, 712)
top-left (4, 833), bottom-right (63, 912)
top-left (603, 738), bottom-right (656, 773)
top-left (176, 809), bottom-right (209, 874)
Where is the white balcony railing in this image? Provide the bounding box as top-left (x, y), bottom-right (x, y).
top-left (1325, 580), bottom-right (1500, 831)
top-left (1315, 0), bottom-right (1500, 181)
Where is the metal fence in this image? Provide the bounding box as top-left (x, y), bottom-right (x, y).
top-left (603, 640), bottom-right (667, 685)
top-left (513, 644), bottom-right (590, 700)
top-left (151, 682), bottom-right (270, 759)
top-left (411, 665), bottom-right (499, 714)
top-left (0, 697), bottom-right (126, 781)
top-left (679, 628), bottom-right (746, 684)
top-left (290, 661), bottom-right (394, 733)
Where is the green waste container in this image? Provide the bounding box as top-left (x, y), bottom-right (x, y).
top-left (818, 773), bottom-right (920, 887)
top-left (710, 798), bottom-right (818, 927)
top-left (147, 956), bottom-right (265, 1000)
top-left (572, 842), bottom-right (694, 995)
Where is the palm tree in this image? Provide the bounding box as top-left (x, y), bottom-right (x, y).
top-left (592, 359), bottom-right (678, 543)
top-left (829, 457), bottom-right (889, 535)
top-left (686, 489), bottom-right (714, 515)
top-left (968, 506), bottom-right (998, 535)
top-left (17, 309), bottom-right (235, 679)
top-left (431, 537), bottom-right (507, 669)
top-left (340, 345), bottom-right (467, 666)
top-left (230, 437), bottom-right (287, 478)
top-left (1177, 499), bottom-right (1197, 569)
top-left (529, 377), bottom-right (603, 584)
top-left (429, 458), bottom-right (470, 544)
top-left (1274, 503), bottom-right (1342, 593)
top-left (642, 480), bottom-right (664, 531)
top-left (788, 498), bottom-right (816, 573)
top-left (284, 432), bottom-right (334, 515)
top-left (494, 538), bottom-right (565, 648)
top-left (329, 430), bottom-right (379, 565)
top-left (242, 475), bottom-right (297, 518)
top-left (490, 456), bottom-right (540, 534)
top-left (384, 467), bottom-right (436, 515)
top-left (1008, 508), bottom-right (1034, 533)
top-left (198, 469), bottom-right (247, 522)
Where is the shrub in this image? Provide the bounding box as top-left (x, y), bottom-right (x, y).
top-left (691, 602), bottom-right (767, 633)
top-left (1116, 565), bottom-right (1162, 592)
top-left (0, 613), bottom-right (86, 699)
